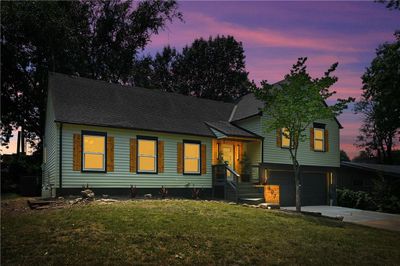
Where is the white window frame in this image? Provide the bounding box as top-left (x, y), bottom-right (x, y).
top-left (313, 128), bottom-right (325, 152)
top-left (137, 138), bottom-right (157, 173)
top-left (82, 133), bottom-right (106, 172)
top-left (183, 142), bottom-right (201, 174)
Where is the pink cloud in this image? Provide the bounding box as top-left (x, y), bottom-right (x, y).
top-left (150, 11), bottom-right (392, 54)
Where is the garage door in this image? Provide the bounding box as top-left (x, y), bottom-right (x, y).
top-left (267, 170), bottom-right (328, 207)
top-left (301, 172), bottom-right (327, 206)
top-left (267, 171), bottom-right (295, 207)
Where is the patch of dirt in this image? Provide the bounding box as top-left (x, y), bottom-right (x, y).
top-left (1, 197), bottom-right (36, 215)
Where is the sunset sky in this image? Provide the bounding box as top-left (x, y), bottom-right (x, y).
top-left (143, 1), bottom-right (399, 158)
top-left (2, 1), bottom-right (399, 158)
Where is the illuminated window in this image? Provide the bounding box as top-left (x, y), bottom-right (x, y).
top-left (281, 128), bottom-right (291, 148)
top-left (314, 128), bottom-right (325, 151)
top-left (184, 142), bottom-right (200, 174)
top-left (137, 137), bottom-right (157, 173)
top-left (82, 132), bottom-right (106, 171)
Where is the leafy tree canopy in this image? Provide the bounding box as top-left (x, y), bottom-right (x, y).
top-left (340, 150), bottom-right (351, 162)
top-left (253, 57), bottom-right (354, 211)
top-left (355, 34), bottom-right (400, 164)
top-left (376, 0), bottom-right (400, 10)
top-left (134, 35), bottom-right (251, 102)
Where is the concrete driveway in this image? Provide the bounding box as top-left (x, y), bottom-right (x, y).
top-left (282, 206), bottom-right (400, 232)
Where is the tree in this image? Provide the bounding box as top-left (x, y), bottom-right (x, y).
top-left (376, 0), bottom-right (400, 10)
top-left (352, 151), bottom-right (377, 163)
top-left (134, 35), bottom-right (251, 101)
top-left (340, 150), bottom-right (351, 162)
top-left (1, 0), bottom-right (182, 151)
top-left (149, 46), bottom-right (178, 92)
top-left (355, 34), bottom-right (400, 164)
top-left (253, 57), bottom-right (354, 212)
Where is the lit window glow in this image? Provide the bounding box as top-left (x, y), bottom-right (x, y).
top-left (83, 134), bottom-right (105, 171)
top-left (184, 143), bottom-right (200, 174)
top-left (314, 128), bottom-right (325, 151)
top-left (138, 139), bottom-right (157, 173)
top-left (281, 128), bottom-right (291, 148)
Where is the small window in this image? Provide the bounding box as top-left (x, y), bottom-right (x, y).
top-left (281, 128), bottom-right (291, 148)
top-left (82, 132), bottom-right (106, 171)
top-left (137, 137), bottom-right (157, 173)
top-left (184, 142), bottom-right (201, 174)
top-left (314, 128), bottom-right (325, 151)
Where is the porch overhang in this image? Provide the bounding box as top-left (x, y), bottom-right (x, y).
top-left (205, 121), bottom-right (263, 141)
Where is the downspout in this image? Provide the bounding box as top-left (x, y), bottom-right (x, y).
top-left (59, 123), bottom-right (63, 194)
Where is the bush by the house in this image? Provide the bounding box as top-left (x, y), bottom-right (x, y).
top-left (337, 176), bottom-right (400, 213)
top-left (336, 189), bottom-right (377, 211)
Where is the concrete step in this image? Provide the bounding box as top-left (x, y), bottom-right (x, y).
top-left (239, 197), bottom-right (264, 205)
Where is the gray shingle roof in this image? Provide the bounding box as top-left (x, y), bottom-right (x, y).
top-left (230, 93), bottom-right (264, 121)
top-left (49, 73), bottom-right (255, 138)
top-left (341, 162), bottom-right (400, 177)
top-left (205, 121), bottom-right (261, 139)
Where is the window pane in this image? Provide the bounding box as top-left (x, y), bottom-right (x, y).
top-left (138, 139), bottom-right (156, 156)
top-left (314, 128), bottom-right (324, 140)
top-left (314, 140), bottom-right (324, 151)
top-left (184, 143), bottom-right (200, 158)
top-left (84, 135), bottom-right (105, 153)
top-left (84, 154), bottom-right (104, 169)
top-left (281, 128), bottom-right (290, 147)
top-left (184, 158), bottom-right (199, 173)
top-left (139, 157), bottom-right (156, 172)
top-left (282, 137), bottom-right (290, 147)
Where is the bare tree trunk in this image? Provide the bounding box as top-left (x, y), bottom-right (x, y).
top-left (290, 155), bottom-right (301, 212)
top-left (294, 161), bottom-right (301, 212)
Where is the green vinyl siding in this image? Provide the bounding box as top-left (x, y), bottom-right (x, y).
top-left (235, 115), bottom-right (340, 168)
top-left (235, 117), bottom-right (262, 166)
top-left (60, 124), bottom-right (212, 188)
top-left (43, 91), bottom-right (59, 188)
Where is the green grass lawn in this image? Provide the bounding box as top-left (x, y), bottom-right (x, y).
top-left (2, 199), bottom-right (400, 265)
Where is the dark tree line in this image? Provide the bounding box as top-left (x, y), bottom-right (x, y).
top-left (133, 36), bottom-right (251, 102)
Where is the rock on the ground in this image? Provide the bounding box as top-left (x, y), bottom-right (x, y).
top-left (81, 189), bottom-right (95, 200)
top-left (144, 194), bottom-right (152, 199)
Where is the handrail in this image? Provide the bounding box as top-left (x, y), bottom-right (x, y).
top-left (225, 165), bottom-right (240, 183)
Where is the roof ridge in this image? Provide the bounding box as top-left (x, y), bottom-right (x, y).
top-left (49, 72), bottom-right (236, 107)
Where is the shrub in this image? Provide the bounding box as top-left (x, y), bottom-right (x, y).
top-left (336, 189), bottom-right (377, 211)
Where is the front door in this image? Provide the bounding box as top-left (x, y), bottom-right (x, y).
top-left (220, 144), bottom-right (234, 169)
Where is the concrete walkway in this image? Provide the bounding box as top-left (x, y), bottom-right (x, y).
top-left (282, 206), bottom-right (400, 232)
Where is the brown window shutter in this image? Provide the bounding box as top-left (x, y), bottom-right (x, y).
top-left (107, 136), bottom-right (114, 172)
top-left (201, 144), bottom-right (207, 174)
top-left (212, 139), bottom-right (218, 165)
top-left (177, 143), bottom-right (183, 174)
top-left (130, 138), bottom-right (137, 172)
top-left (73, 134), bottom-right (82, 171)
top-left (310, 128), bottom-right (314, 151)
top-left (158, 141), bottom-right (164, 173)
top-left (276, 128), bottom-right (282, 147)
top-left (324, 129), bottom-right (329, 152)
